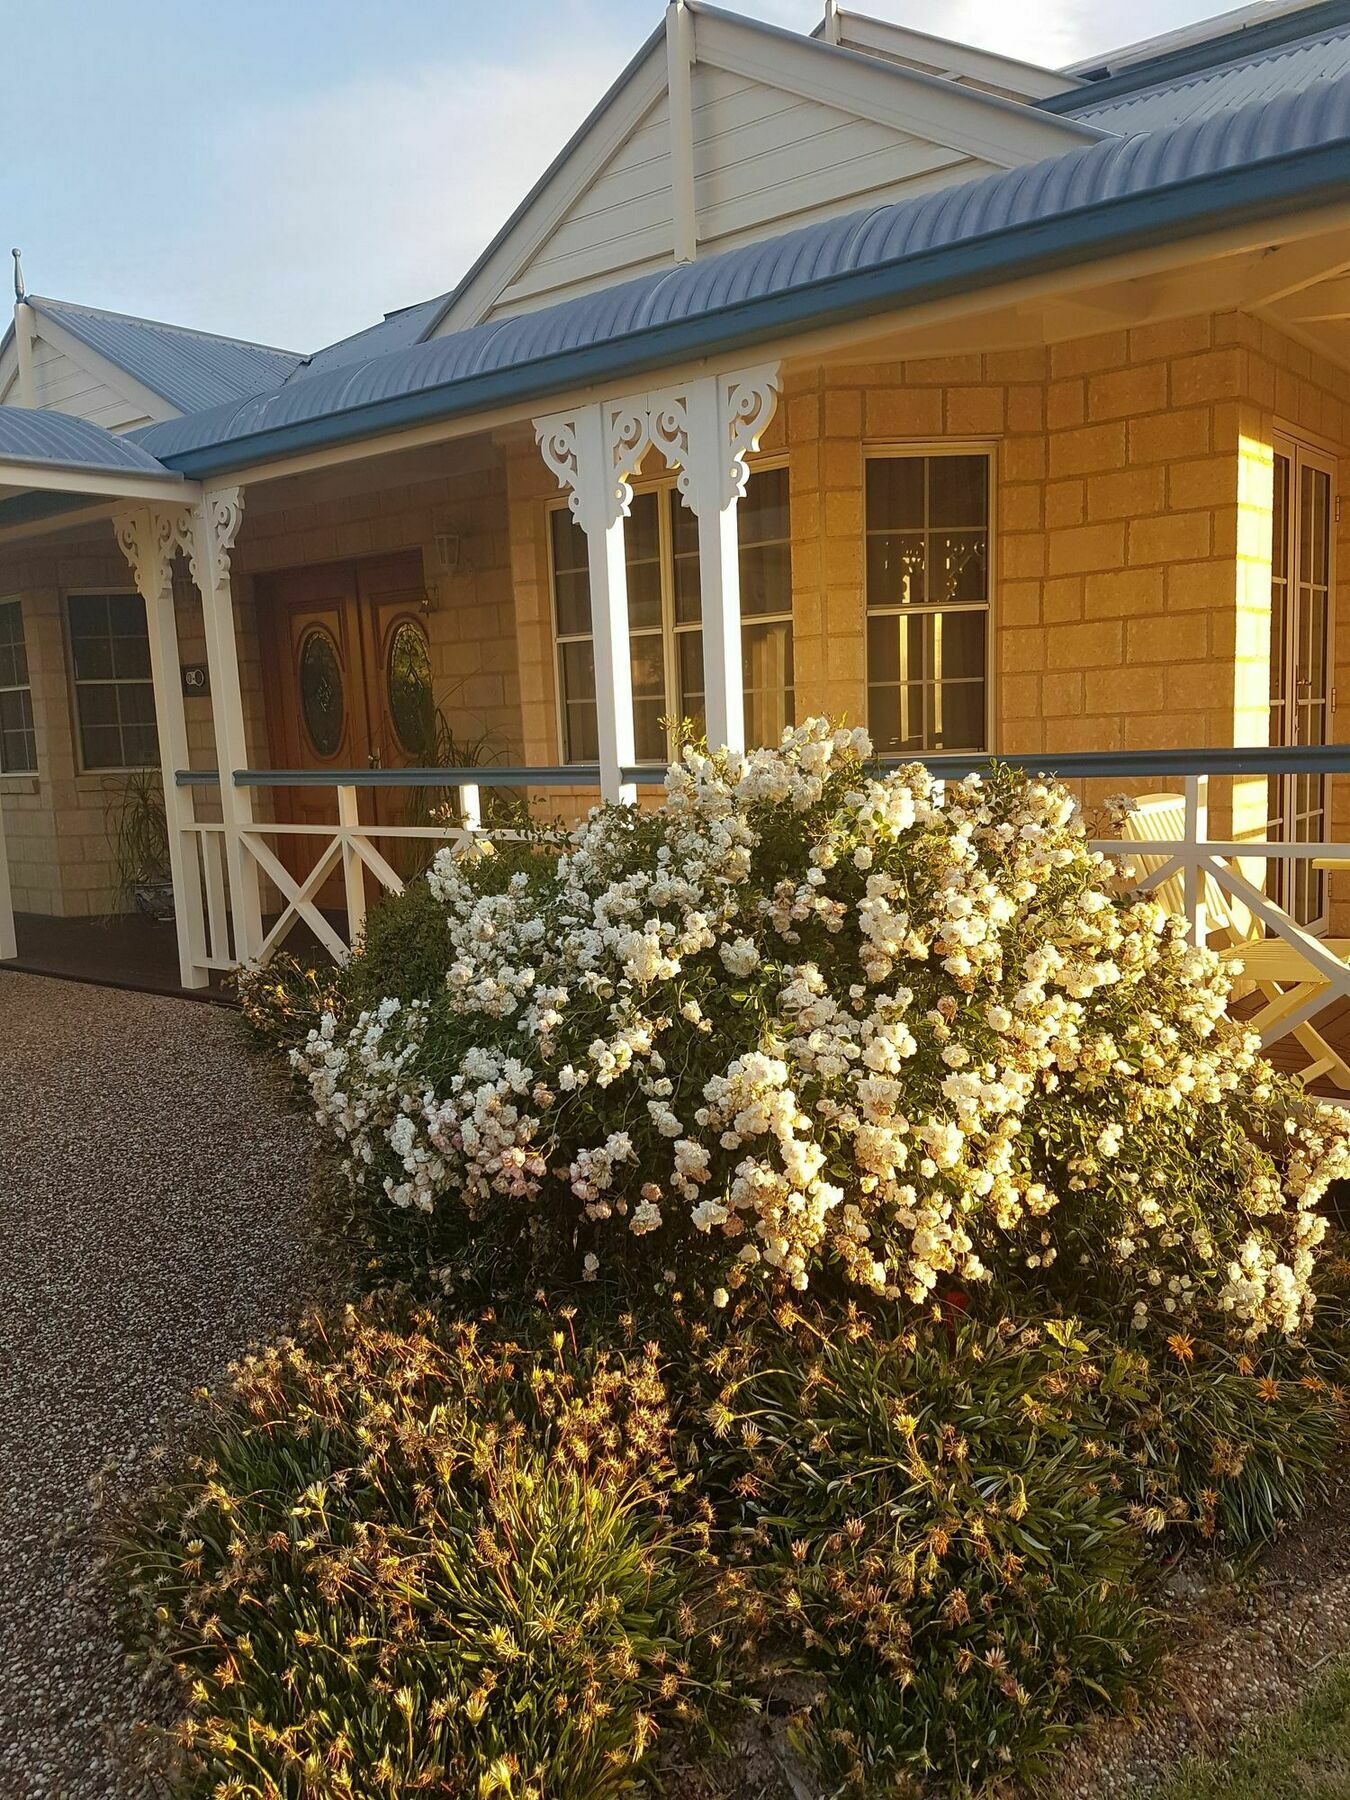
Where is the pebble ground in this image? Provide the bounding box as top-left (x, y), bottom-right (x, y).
top-left (0, 972), bottom-right (327, 1799)
top-left (1055, 1485), bottom-right (1350, 1797)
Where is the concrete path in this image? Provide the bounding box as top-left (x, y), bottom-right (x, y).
top-left (0, 972), bottom-right (325, 1799)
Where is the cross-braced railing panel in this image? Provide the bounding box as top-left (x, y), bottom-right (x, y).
top-left (146, 748), bottom-right (1350, 1093)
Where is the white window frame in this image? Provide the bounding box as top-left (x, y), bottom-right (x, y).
top-left (547, 456), bottom-right (792, 766)
top-left (0, 596), bottom-right (36, 776)
top-left (1267, 430), bottom-right (1338, 934)
top-left (64, 586), bottom-right (159, 775)
top-left (863, 442), bottom-right (996, 757)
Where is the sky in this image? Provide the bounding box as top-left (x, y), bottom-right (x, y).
top-left (0, 0), bottom-right (1230, 356)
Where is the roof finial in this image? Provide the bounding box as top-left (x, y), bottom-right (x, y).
top-left (11, 249), bottom-right (24, 302)
top-left (821, 0), bottom-right (841, 45)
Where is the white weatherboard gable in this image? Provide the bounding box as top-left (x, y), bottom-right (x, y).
top-left (495, 87), bottom-right (678, 316)
top-left (435, 2), bottom-right (1105, 332)
top-left (0, 306), bottom-right (179, 432)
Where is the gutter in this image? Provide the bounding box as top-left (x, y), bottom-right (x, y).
top-left (151, 132), bottom-right (1350, 481)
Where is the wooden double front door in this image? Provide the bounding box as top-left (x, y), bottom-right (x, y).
top-left (257, 550), bottom-right (434, 880)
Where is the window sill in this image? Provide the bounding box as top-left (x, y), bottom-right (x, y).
top-left (0, 773), bottom-right (39, 795)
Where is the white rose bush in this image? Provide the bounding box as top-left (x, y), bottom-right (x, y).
top-left (293, 718), bottom-right (1350, 1344)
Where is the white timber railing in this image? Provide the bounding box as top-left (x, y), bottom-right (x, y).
top-left (170, 764), bottom-right (620, 974)
top-left (879, 745), bottom-right (1350, 1075)
top-left (0, 743), bottom-right (1311, 1085)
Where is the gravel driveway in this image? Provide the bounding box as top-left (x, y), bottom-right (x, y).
top-left (0, 972), bottom-right (327, 1799)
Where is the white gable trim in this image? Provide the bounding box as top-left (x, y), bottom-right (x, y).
top-left (693, 9), bottom-right (1103, 168)
top-left (824, 9), bottom-right (1084, 102)
top-left (28, 305), bottom-right (180, 425)
top-left (0, 333), bottom-right (18, 410)
top-left (434, 2), bottom-right (1105, 335)
top-left (436, 37), bottom-right (668, 335)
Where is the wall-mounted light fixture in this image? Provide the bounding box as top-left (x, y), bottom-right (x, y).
top-left (422, 525), bottom-right (474, 612)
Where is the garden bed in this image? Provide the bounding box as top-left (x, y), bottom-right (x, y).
top-left (93, 725), bottom-right (1350, 1798)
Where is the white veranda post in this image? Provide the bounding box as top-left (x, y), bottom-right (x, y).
top-left (534, 403), bottom-right (642, 804)
top-left (113, 505), bottom-right (209, 988)
top-left (0, 768), bottom-right (15, 962)
top-left (534, 363), bottom-right (780, 791)
top-left (650, 366), bottom-right (781, 755)
top-left (190, 488), bottom-right (265, 964)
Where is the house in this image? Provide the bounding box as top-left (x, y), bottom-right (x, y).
top-left (0, 0), bottom-right (1348, 991)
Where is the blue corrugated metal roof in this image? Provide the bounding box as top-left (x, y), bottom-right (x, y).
top-left (1047, 0), bottom-right (1350, 104)
top-left (0, 407), bottom-right (173, 476)
top-left (132, 72), bottom-right (1350, 476)
top-left (31, 298), bottom-right (303, 414)
top-left (1071, 20), bottom-right (1350, 129)
top-left (287, 293), bottom-right (451, 383)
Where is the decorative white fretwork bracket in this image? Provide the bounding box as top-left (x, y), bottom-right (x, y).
top-left (113, 505), bottom-right (196, 602)
top-left (649, 364), bottom-right (781, 514)
top-left (535, 400), bottom-right (651, 533)
top-left (117, 489), bottom-right (247, 600)
top-left (534, 363), bottom-right (781, 529)
top-left (188, 486), bottom-right (246, 590)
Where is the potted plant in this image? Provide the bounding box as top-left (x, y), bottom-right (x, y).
top-left (107, 768), bottom-right (174, 922)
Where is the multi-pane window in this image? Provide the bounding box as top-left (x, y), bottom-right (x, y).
top-left (865, 452), bottom-right (990, 754)
top-left (550, 466), bottom-right (793, 763)
top-left (67, 592), bottom-right (158, 770)
top-left (0, 600), bottom-right (36, 774)
top-left (1267, 441), bottom-right (1336, 929)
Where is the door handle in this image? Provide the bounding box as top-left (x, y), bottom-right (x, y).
top-left (368, 748), bottom-right (382, 769)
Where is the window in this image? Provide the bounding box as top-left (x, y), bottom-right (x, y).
top-left (0, 600), bottom-right (36, 774)
top-left (865, 452), bottom-right (990, 754)
top-left (67, 592), bottom-right (158, 770)
top-left (1267, 439), bottom-right (1336, 930)
top-left (550, 466), bottom-right (793, 762)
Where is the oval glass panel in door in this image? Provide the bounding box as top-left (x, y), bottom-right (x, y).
top-left (387, 619), bottom-right (433, 756)
top-left (298, 627), bottom-right (344, 757)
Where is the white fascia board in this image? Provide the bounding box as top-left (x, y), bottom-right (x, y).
top-left (691, 7), bottom-right (1107, 168)
top-left (28, 305), bottom-right (181, 425)
top-left (829, 10), bottom-right (1084, 99)
top-left (0, 463), bottom-right (197, 502)
top-left (0, 330), bottom-right (18, 407)
top-left (435, 39), bottom-right (669, 334)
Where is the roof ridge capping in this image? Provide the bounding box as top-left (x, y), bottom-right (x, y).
top-left (30, 294), bottom-right (302, 357)
top-left (131, 70), bottom-right (1350, 477)
top-left (813, 5), bottom-right (1087, 82)
top-left (1045, 0), bottom-right (1350, 110)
